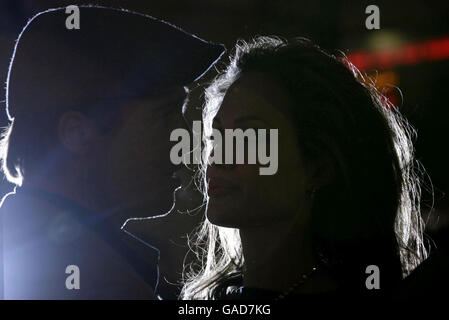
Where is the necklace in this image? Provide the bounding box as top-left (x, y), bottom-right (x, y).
top-left (274, 266), bottom-right (318, 301)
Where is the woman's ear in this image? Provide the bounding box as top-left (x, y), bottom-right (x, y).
top-left (58, 111), bottom-right (98, 154)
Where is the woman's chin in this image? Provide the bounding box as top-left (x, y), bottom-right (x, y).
top-left (206, 205), bottom-right (246, 229)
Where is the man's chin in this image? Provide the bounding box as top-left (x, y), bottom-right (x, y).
top-left (130, 186), bottom-right (179, 217)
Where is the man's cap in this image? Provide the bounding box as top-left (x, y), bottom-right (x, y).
top-left (6, 5), bottom-right (226, 119)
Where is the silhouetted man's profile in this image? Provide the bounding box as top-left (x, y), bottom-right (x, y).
top-left (0, 6), bottom-right (224, 299)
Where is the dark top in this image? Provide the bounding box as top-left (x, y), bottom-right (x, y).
top-left (1, 187), bottom-right (157, 299)
top-left (224, 286), bottom-right (389, 303)
top-left (392, 246), bottom-right (449, 301)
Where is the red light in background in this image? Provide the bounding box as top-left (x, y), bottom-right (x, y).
top-left (348, 36), bottom-right (449, 71)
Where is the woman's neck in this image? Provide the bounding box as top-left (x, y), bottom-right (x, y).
top-left (240, 218), bottom-right (337, 294)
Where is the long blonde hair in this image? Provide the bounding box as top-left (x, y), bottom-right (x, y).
top-left (181, 36), bottom-right (428, 300)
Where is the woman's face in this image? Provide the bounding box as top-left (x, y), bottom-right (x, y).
top-left (206, 72), bottom-right (311, 229)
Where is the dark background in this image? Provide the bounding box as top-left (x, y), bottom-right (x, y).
top-left (0, 0), bottom-right (448, 246)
